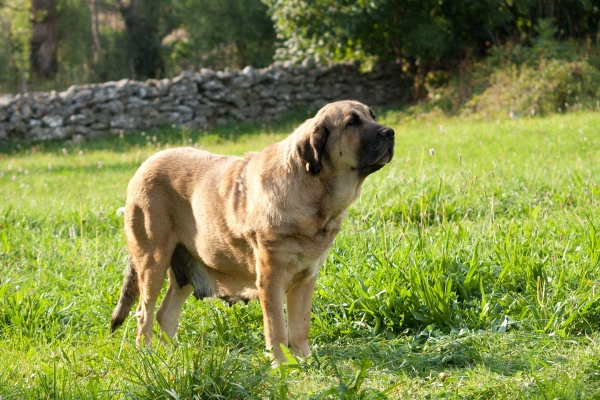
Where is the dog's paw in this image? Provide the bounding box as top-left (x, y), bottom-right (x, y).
top-left (116, 207), bottom-right (126, 217)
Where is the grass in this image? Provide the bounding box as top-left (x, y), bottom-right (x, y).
top-left (0, 107), bottom-right (599, 398)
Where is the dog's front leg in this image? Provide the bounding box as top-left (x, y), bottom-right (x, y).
top-left (256, 257), bottom-right (288, 364)
top-left (286, 275), bottom-right (317, 357)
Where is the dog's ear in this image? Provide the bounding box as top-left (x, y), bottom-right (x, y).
top-left (297, 121), bottom-right (330, 175)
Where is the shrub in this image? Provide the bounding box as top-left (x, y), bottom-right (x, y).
top-left (464, 59), bottom-right (600, 117)
top-left (415, 20), bottom-right (600, 118)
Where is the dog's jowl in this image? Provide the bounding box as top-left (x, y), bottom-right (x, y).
top-left (110, 100), bottom-right (394, 363)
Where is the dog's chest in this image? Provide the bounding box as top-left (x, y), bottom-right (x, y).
top-left (286, 219), bottom-right (343, 287)
top-left (288, 252), bottom-right (324, 288)
top-left (314, 210), bottom-right (347, 247)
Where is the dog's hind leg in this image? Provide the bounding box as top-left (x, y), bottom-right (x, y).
top-left (157, 244), bottom-right (216, 341)
top-left (156, 268), bottom-right (194, 341)
top-left (125, 203), bottom-right (176, 347)
top-left (125, 202), bottom-right (177, 346)
top-left (132, 249), bottom-right (172, 346)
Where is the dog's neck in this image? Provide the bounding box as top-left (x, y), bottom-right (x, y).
top-left (315, 168), bottom-right (366, 230)
top-left (244, 137), bottom-right (365, 236)
top-left (281, 141), bottom-right (365, 227)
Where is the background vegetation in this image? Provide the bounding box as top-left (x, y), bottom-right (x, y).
top-left (1, 0), bottom-right (600, 118)
top-left (0, 0), bottom-right (276, 92)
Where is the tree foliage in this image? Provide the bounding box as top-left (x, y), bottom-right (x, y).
top-left (167, 0), bottom-right (275, 71)
top-left (265, 0), bottom-right (600, 69)
top-left (0, 0), bottom-right (599, 92)
top-left (0, 0), bottom-right (274, 91)
top-left (0, 0), bottom-right (32, 89)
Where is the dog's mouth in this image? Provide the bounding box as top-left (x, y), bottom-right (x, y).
top-left (358, 143), bottom-right (394, 176)
top-left (370, 143), bottom-right (394, 168)
top-left (376, 146), bottom-right (394, 165)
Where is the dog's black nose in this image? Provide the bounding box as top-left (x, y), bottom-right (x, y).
top-left (379, 127), bottom-right (395, 138)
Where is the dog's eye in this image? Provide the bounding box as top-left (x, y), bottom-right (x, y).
top-left (347, 114), bottom-right (360, 127)
top-left (369, 108), bottom-right (377, 120)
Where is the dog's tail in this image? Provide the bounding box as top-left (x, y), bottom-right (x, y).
top-left (110, 257), bottom-right (139, 333)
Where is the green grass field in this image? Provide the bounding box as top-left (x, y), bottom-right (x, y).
top-left (1, 108), bottom-right (599, 399)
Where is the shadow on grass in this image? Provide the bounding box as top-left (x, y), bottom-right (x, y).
top-left (311, 330), bottom-right (576, 379)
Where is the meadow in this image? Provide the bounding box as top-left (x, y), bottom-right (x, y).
top-left (0, 107), bottom-right (599, 398)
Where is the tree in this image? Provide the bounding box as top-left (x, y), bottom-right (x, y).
top-left (30, 0), bottom-right (58, 79)
top-left (264, 0), bottom-right (600, 69)
top-left (90, 0), bottom-right (102, 64)
top-left (166, 0), bottom-right (275, 71)
top-left (0, 0), bottom-right (31, 92)
top-left (118, 0), bottom-right (168, 79)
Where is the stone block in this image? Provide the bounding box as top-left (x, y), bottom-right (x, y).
top-left (42, 115), bottom-right (64, 128)
top-left (110, 114), bottom-right (138, 130)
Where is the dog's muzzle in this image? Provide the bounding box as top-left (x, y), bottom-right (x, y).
top-left (358, 126), bottom-right (395, 175)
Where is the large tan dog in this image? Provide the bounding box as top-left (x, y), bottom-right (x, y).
top-left (110, 100), bottom-right (394, 362)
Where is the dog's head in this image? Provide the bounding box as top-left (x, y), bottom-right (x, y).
top-left (296, 100), bottom-right (394, 176)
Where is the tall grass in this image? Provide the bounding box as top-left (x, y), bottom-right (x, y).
top-left (0, 109), bottom-right (599, 398)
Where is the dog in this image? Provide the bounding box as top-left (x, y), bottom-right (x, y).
top-left (110, 100), bottom-right (394, 363)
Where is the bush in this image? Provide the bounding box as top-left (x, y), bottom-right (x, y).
top-left (465, 59), bottom-right (600, 117)
top-left (415, 21), bottom-right (600, 118)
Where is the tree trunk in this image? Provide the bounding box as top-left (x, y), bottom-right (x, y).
top-left (119, 0), bottom-right (164, 79)
top-left (2, 19), bottom-right (18, 90)
top-left (30, 0), bottom-right (58, 79)
top-left (90, 0), bottom-right (102, 64)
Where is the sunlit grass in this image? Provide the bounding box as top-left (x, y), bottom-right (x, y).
top-left (1, 108), bottom-right (599, 398)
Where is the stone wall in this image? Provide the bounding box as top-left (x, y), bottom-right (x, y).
top-left (0, 61), bottom-right (403, 142)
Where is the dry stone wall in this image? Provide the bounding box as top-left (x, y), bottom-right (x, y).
top-left (0, 61), bottom-right (403, 142)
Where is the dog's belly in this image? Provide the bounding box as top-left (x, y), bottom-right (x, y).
top-left (183, 235), bottom-right (260, 302)
top-left (171, 240), bottom-right (260, 304)
top-left (209, 269), bottom-right (259, 304)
